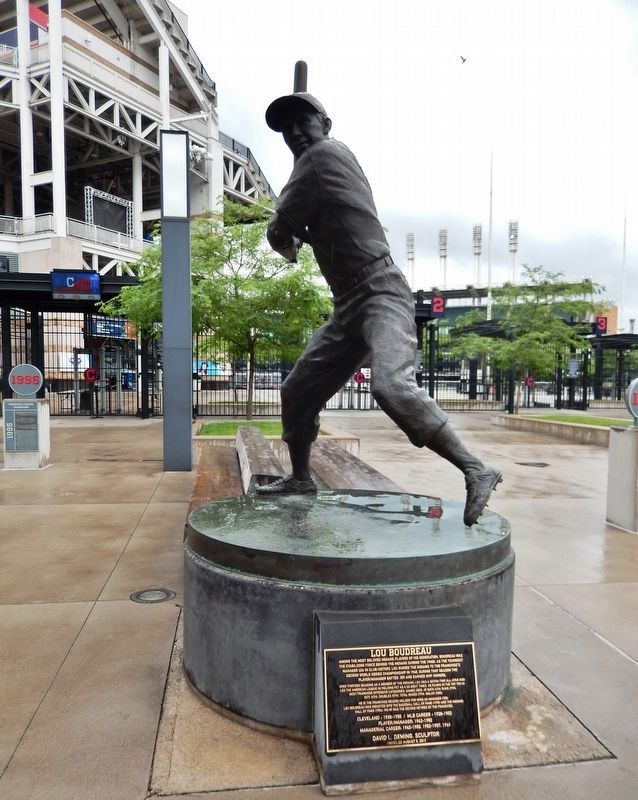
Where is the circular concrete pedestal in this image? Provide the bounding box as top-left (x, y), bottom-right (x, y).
top-left (184, 491), bottom-right (514, 733)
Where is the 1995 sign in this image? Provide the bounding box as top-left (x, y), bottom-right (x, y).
top-left (8, 364), bottom-right (44, 396)
top-left (10, 374), bottom-right (41, 386)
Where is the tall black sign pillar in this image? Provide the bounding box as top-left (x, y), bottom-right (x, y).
top-left (160, 130), bottom-right (192, 471)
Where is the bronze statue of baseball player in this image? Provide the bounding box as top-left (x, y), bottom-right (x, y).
top-left (256, 91), bottom-right (502, 526)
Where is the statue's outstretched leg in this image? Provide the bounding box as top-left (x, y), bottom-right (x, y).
top-left (427, 424), bottom-right (503, 526)
top-left (356, 271), bottom-right (502, 526)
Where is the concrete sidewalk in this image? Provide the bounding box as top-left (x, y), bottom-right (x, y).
top-left (1, 411), bottom-right (637, 799)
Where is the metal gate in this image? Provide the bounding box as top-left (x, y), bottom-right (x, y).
top-left (1, 308), bottom-right (161, 417)
top-left (422, 323), bottom-right (507, 412)
top-left (589, 341), bottom-right (638, 409)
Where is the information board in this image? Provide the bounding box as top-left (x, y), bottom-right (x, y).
top-left (324, 641), bottom-right (480, 753)
top-left (3, 400), bottom-right (39, 451)
top-left (313, 608), bottom-right (484, 789)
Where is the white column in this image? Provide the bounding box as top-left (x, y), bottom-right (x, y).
top-left (47, 0), bottom-right (67, 237)
top-left (17, 0), bottom-right (35, 221)
top-left (159, 42), bottom-right (170, 127)
top-left (132, 143), bottom-right (143, 242)
top-left (206, 114), bottom-right (223, 214)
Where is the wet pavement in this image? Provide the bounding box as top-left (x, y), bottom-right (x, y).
top-left (0, 410), bottom-right (637, 799)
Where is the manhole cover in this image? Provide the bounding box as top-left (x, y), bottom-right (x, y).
top-left (130, 588), bottom-right (176, 604)
top-left (515, 462), bottom-right (550, 468)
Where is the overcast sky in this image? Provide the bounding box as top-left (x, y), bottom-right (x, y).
top-left (175, 0), bottom-right (638, 329)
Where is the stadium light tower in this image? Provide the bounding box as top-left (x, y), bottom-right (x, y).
top-left (508, 220), bottom-right (519, 283)
top-left (406, 232), bottom-right (415, 289)
top-left (438, 227), bottom-right (448, 289)
top-left (473, 224), bottom-right (482, 287)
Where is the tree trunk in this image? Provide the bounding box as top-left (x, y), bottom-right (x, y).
top-left (246, 345), bottom-right (255, 420)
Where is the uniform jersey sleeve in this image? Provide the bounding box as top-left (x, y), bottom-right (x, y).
top-left (275, 152), bottom-right (321, 235)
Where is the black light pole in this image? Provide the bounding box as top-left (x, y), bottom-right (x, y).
top-left (160, 129), bottom-right (192, 471)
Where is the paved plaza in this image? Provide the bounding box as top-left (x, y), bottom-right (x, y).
top-left (0, 411), bottom-right (637, 799)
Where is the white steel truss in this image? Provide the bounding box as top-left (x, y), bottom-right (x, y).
top-left (65, 74), bottom-right (160, 147)
top-left (82, 251), bottom-right (137, 277)
top-left (0, 59), bottom-right (18, 114)
top-left (29, 71), bottom-right (51, 106)
top-left (223, 155), bottom-right (261, 203)
top-left (3, 0), bottom-right (274, 279)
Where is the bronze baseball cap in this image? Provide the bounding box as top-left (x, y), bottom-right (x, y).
top-left (265, 92), bottom-right (327, 131)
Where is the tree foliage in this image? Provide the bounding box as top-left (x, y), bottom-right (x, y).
top-left (100, 198), bottom-right (332, 417)
top-left (450, 265), bottom-right (605, 407)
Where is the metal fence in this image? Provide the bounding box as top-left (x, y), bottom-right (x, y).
top-left (419, 323), bottom-right (508, 412)
top-left (1, 309), bottom-right (162, 417)
top-left (192, 334), bottom-right (289, 417)
top-left (2, 308), bottom-right (637, 418)
top-left (589, 342), bottom-right (638, 409)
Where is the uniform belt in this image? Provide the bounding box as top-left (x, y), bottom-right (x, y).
top-left (330, 254), bottom-right (394, 295)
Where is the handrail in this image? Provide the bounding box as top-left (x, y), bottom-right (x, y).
top-left (0, 214), bottom-right (55, 235)
top-left (67, 218), bottom-right (141, 251)
top-left (152, 0), bottom-right (216, 94)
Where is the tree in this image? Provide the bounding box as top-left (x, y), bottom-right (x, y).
top-left (100, 198), bottom-right (332, 418)
top-left (449, 265), bottom-right (605, 411)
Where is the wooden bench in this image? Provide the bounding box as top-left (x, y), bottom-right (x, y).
top-left (190, 429), bottom-right (403, 511)
top-left (189, 443), bottom-right (243, 514)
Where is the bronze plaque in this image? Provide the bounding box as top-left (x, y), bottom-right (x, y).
top-left (323, 641), bottom-right (480, 753)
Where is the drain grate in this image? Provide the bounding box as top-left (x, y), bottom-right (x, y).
top-left (515, 461), bottom-right (550, 468)
top-left (130, 588), bottom-right (176, 604)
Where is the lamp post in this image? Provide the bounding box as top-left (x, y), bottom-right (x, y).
top-left (160, 129), bottom-right (192, 471)
top-left (473, 224), bottom-right (482, 287)
top-left (620, 211), bottom-right (627, 332)
top-left (486, 150), bottom-right (493, 320)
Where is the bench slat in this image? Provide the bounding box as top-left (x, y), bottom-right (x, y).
top-left (236, 427), bottom-right (285, 494)
top-left (310, 438), bottom-right (403, 492)
top-left (189, 444), bottom-right (244, 516)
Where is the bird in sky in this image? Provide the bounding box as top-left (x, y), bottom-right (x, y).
top-left (460, 56), bottom-right (467, 63)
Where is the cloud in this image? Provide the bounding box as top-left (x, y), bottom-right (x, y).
top-left (176, 0), bottom-right (638, 327)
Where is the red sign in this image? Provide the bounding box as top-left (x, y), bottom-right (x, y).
top-left (595, 316), bottom-right (608, 336)
top-left (353, 372), bottom-right (365, 384)
top-left (431, 296), bottom-right (445, 317)
top-left (627, 378), bottom-right (638, 422)
top-left (84, 368), bottom-right (99, 383)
